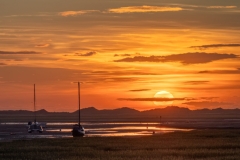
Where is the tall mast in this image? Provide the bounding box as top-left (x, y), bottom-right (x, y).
top-left (34, 84), bottom-right (36, 122)
top-left (78, 82), bottom-right (80, 125)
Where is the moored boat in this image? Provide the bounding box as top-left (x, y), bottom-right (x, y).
top-left (72, 82), bottom-right (85, 137)
top-left (28, 84), bottom-right (43, 133)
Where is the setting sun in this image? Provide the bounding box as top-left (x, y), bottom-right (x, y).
top-left (153, 91), bottom-right (174, 107)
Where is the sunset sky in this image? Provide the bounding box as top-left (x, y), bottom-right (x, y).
top-left (0, 0), bottom-right (240, 112)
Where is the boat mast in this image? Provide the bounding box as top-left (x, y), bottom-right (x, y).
top-left (34, 84), bottom-right (36, 123)
top-left (78, 82), bottom-right (81, 125)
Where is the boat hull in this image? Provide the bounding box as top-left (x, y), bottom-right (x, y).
top-left (72, 124), bottom-right (85, 137)
top-left (28, 123), bottom-right (43, 133)
top-left (72, 130), bottom-right (85, 137)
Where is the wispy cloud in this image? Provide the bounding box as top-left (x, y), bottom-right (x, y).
top-left (184, 81), bottom-right (209, 85)
top-left (190, 44), bottom-right (240, 50)
top-left (129, 89), bottom-right (151, 92)
top-left (184, 97), bottom-right (219, 101)
top-left (114, 52), bottom-right (238, 64)
top-left (75, 51), bottom-right (97, 57)
top-left (35, 44), bottom-right (50, 48)
top-left (199, 68), bottom-right (240, 74)
top-left (114, 54), bottom-right (131, 57)
top-left (200, 97), bottom-right (219, 101)
top-left (102, 77), bottom-right (138, 83)
top-left (0, 51), bottom-right (41, 55)
top-left (207, 6), bottom-right (237, 9)
top-left (0, 63), bottom-right (7, 65)
top-left (118, 97), bottom-right (185, 101)
top-left (109, 6), bottom-right (184, 13)
top-left (165, 4), bottom-right (237, 9)
top-left (114, 53), bottom-right (140, 57)
top-left (59, 10), bottom-right (97, 17)
top-left (5, 13), bottom-right (54, 17)
top-left (58, 5), bottom-right (237, 17)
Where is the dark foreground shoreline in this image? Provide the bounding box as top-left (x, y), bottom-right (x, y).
top-left (0, 129), bottom-right (240, 160)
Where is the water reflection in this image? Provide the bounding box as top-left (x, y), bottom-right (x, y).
top-left (86, 131), bottom-right (153, 137)
top-left (45, 125), bottom-right (193, 137)
top-left (46, 129), bottom-right (72, 132)
top-left (0, 122), bottom-right (193, 140)
top-left (13, 134), bottom-right (72, 139)
top-left (88, 126), bottom-right (190, 131)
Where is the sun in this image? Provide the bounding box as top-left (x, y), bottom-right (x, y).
top-left (153, 90), bottom-right (174, 107)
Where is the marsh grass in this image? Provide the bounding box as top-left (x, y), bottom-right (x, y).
top-left (0, 129), bottom-right (240, 160)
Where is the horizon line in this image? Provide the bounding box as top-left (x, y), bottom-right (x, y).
top-left (0, 106), bottom-right (240, 113)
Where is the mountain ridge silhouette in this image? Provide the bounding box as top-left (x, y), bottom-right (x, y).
top-left (1, 106), bottom-right (239, 116)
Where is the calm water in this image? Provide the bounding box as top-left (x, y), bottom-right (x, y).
top-left (0, 122), bottom-right (193, 140)
top-left (46, 125), bottom-right (192, 137)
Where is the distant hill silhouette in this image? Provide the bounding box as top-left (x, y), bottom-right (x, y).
top-left (1, 106), bottom-right (240, 122)
top-left (36, 109), bottom-right (48, 114)
top-left (73, 107), bottom-right (139, 115)
top-left (142, 106), bottom-right (191, 116)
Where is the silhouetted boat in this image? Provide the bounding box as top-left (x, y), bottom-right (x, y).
top-left (28, 121), bottom-right (43, 133)
top-left (72, 82), bottom-right (85, 137)
top-left (72, 124), bottom-right (85, 137)
top-left (28, 84), bottom-right (43, 133)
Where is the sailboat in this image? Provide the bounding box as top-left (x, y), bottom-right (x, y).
top-left (72, 82), bottom-right (85, 137)
top-left (28, 84), bottom-right (43, 133)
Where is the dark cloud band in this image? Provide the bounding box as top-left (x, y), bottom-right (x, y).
top-left (75, 51), bottom-right (97, 56)
top-left (114, 52), bottom-right (238, 64)
top-left (118, 98), bottom-right (185, 101)
top-left (129, 89), bottom-right (151, 92)
top-left (0, 51), bottom-right (41, 54)
top-left (0, 62), bottom-right (7, 65)
top-left (190, 44), bottom-right (240, 49)
top-left (199, 68), bottom-right (240, 74)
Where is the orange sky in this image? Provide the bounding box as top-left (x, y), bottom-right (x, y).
top-left (0, 0), bottom-right (240, 111)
